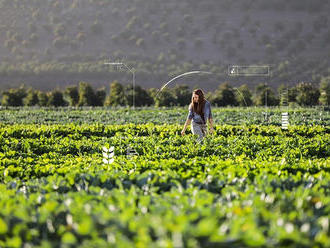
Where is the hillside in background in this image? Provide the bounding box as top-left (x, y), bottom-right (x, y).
top-left (0, 0), bottom-right (330, 92)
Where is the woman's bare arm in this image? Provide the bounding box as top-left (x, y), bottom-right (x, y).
top-left (181, 118), bottom-right (191, 135)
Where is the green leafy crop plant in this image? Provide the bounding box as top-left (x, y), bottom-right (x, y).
top-left (0, 108), bottom-right (329, 247)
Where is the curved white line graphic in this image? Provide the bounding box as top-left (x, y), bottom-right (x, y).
top-left (156, 71), bottom-right (212, 98)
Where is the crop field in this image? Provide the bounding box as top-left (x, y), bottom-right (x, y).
top-left (0, 107), bottom-right (329, 247)
top-left (0, 106), bottom-right (329, 125)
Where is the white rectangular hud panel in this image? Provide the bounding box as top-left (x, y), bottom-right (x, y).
top-left (228, 65), bottom-right (270, 76)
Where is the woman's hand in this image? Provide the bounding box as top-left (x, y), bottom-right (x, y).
top-left (209, 127), bottom-right (214, 134)
top-left (181, 129), bottom-right (185, 136)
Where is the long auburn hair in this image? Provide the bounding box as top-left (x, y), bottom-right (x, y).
top-left (189, 89), bottom-right (206, 119)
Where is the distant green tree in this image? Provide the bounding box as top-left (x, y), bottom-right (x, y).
top-left (48, 90), bottom-right (66, 107)
top-left (23, 88), bottom-right (39, 106)
top-left (124, 84), bottom-right (153, 107)
top-left (288, 86), bottom-right (298, 103)
top-left (172, 84), bottom-right (191, 106)
top-left (254, 83), bottom-right (279, 106)
top-left (64, 85), bottom-right (79, 106)
top-left (37, 91), bottom-right (48, 106)
top-left (319, 77), bottom-right (330, 105)
top-left (147, 88), bottom-right (158, 102)
top-left (276, 84), bottom-right (298, 105)
top-left (105, 81), bottom-right (126, 106)
top-left (154, 88), bottom-right (176, 107)
top-left (296, 82), bottom-right (320, 106)
top-left (211, 82), bottom-right (237, 106)
top-left (135, 85), bottom-right (154, 106)
top-left (78, 82), bottom-right (96, 106)
top-left (1, 86), bottom-right (26, 106)
top-left (95, 87), bottom-right (106, 106)
top-left (235, 84), bottom-right (252, 106)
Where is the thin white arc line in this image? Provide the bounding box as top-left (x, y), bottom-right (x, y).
top-left (156, 71), bottom-right (212, 98)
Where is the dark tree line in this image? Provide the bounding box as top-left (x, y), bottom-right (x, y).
top-left (1, 79), bottom-right (329, 107)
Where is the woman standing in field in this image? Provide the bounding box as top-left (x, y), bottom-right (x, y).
top-left (181, 89), bottom-right (214, 141)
